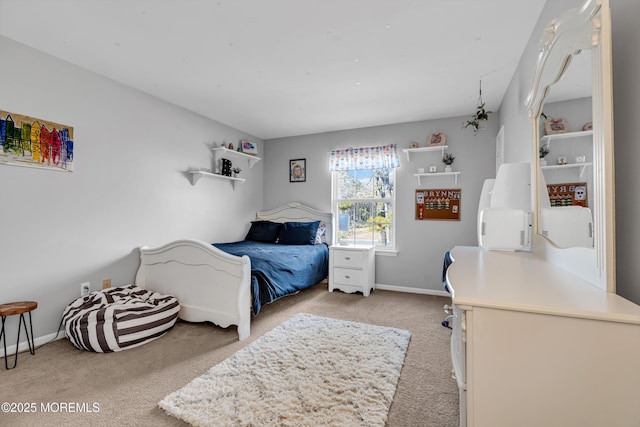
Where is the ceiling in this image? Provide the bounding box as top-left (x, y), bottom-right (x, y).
top-left (0, 0), bottom-right (548, 140)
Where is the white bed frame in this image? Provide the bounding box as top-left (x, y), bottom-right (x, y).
top-left (134, 202), bottom-right (333, 340)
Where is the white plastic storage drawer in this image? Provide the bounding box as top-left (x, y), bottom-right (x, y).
top-left (332, 250), bottom-right (365, 268)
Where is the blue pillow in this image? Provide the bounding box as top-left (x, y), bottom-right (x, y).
top-left (245, 221), bottom-right (282, 243)
top-left (278, 221), bottom-right (321, 245)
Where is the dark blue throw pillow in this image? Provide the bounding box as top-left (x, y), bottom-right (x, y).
top-left (278, 221), bottom-right (321, 245)
top-left (245, 221), bottom-right (282, 243)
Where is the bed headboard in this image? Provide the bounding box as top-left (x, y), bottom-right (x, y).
top-left (256, 202), bottom-right (333, 246)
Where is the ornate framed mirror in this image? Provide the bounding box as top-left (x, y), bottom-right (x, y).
top-left (525, 0), bottom-right (615, 292)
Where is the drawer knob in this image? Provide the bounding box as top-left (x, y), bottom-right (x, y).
top-left (344, 275), bottom-right (351, 279)
top-left (345, 257), bottom-right (351, 260)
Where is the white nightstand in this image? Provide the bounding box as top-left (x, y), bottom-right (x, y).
top-left (328, 245), bottom-right (375, 296)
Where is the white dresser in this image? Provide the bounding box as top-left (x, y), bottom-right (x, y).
top-left (447, 246), bottom-right (640, 427)
top-left (328, 245), bottom-right (375, 296)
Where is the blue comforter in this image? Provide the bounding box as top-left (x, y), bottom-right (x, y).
top-left (213, 241), bottom-right (329, 316)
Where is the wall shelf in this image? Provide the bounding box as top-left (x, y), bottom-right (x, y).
top-left (540, 130), bottom-right (593, 149)
top-left (189, 170), bottom-right (246, 190)
top-left (212, 147), bottom-right (261, 169)
top-left (413, 171), bottom-right (460, 185)
top-left (189, 147), bottom-right (259, 190)
top-left (402, 145), bottom-right (448, 162)
top-left (541, 162), bottom-right (593, 179)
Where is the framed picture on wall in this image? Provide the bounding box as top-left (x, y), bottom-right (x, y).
top-left (426, 132), bottom-right (446, 147)
top-left (415, 188), bottom-right (461, 220)
top-left (544, 118), bottom-right (570, 135)
top-left (289, 159), bottom-right (306, 182)
top-left (241, 140), bottom-right (258, 155)
top-left (0, 109), bottom-right (75, 172)
top-left (547, 182), bottom-right (588, 207)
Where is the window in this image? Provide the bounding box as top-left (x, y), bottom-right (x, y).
top-left (332, 168), bottom-right (395, 248)
top-left (329, 144), bottom-right (399, 248)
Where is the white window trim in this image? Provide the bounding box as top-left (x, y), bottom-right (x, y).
top-left (331, 169), bottom-right (397, 251)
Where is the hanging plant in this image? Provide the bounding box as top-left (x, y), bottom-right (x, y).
top-left (463, 103), bottom-right (492, 131)
top-left (463, 80), bottom-right (492, 133)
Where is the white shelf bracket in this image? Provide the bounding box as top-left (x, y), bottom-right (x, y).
top-left (190, 171), bottom-right (204, 186)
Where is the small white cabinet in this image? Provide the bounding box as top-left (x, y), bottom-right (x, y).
top-left (328, 245), bottom-right (375, 296)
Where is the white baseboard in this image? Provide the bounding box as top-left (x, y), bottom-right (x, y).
top-left (375, 283), bottom-right (450, 297)
top-left (0, 330), bottom-right (65, 358)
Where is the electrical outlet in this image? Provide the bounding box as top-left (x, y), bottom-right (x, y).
top-left (81, 282), bottom-right (91, 296)
top-left (102, 278), bottom-right (111, 289)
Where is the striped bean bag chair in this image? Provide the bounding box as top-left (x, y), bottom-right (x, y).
top-left (63, 285), bottom-right (180, 353)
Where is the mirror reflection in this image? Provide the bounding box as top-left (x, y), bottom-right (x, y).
top-left (527, 0), bottom-right (616, 291)
top-left (536, 50), bottom-right (594, 248)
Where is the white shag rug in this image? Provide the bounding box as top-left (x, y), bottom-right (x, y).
top-left (159, 313), bottom-right (411, 427)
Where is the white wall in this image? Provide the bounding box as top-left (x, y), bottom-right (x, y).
top-left (611, 0), bottom-right (640, 304)
top-left (0, 36), bottom-right (264, 347)
top-left (263, 116), bottom-right (497, 292)
top-left (498, 0), bottom-right (584, 165)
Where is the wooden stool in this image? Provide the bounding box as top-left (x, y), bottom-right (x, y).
top-left (0, 301), bottom-right (37, 369)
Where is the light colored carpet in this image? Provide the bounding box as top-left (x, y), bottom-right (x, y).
top-left (159, 313), bottom-right (411, 427)
top-left (1, 283), bottom-right (459, 426)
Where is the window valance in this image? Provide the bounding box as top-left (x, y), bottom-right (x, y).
top-left (329, 144), bottom-right (400, 171)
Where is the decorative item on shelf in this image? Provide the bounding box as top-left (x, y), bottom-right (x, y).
top-left (575, 155), bottom-right (586, 163)
top-left (539, 145), bottom-right (550, 166)
top-left (429, 165), bottom-right (437, 173)
top-left (462, 80), bottom-right (492, 133)
top-left (418, 167), bottom-right (425, 173)
top-left (232, 167), bottom-right (242, 177)
top-left (557, 156), bottom-right (568, 165)
top-left (241, 140), bottom-right (258, 155)
top-left (544, 118), bottom-right (570, 135)
top-left (426, 132), bottom-right (446, 147)
top-left (409, 141), bottom-right (419, 149)
top-left (221, 158), bottom-right (232, 176)
top-left (582, 122), bottom-right (593, 131)
top-left (442, 152), bottom-right (455, 173)
top-left (228, 143), bottom-right (234, 151)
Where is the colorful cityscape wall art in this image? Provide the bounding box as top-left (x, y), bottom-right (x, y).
top-left (0, 110), bottom-right (74, 172)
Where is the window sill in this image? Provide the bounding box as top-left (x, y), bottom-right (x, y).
top-left (375, 248), bottom-right (398, 256)
top-left (332, 244), bottom-right (398, 256)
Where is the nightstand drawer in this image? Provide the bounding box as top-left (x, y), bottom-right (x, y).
top-left (332, 250), bottom-right (365, 269)
top-left (332, 267), bottom-right (364, 286)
